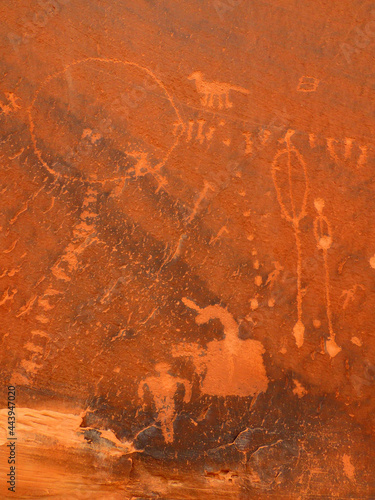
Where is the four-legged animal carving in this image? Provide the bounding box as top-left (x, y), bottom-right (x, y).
top-left (188, 71), bottom-right (249, 109)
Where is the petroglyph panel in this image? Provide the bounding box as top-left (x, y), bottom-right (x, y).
top-left (0, 0), bottom-right (375, 498)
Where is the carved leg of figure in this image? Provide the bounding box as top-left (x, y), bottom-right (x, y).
top-left (159, 409), bottom-right (174, 443)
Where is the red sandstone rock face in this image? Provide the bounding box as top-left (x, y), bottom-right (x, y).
top-left (0, 0), bottom-right (375, 498)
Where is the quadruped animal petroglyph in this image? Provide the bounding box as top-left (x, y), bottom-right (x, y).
top-left (188, 71), bottom-right (249, 109)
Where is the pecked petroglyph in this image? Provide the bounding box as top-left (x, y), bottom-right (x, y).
top-left (28, 57), bottom-right (184, 185)
top-left (183, 119), bottom-right (216, 144)
top-left (186, 181), bottom-right (214, 224)
top-left (138, 363), bottom-right (192, 443)
top-left (342, 454), bottom-right (356, 481)
top-left (177, 109), bottom-right (373, 177)
top-left (0, 286), bottom-right (17, 306)
top-left (172, 298), bottom-right (268, 397)
top-left (125, 150), bottom-right (167, 192)
top-left (313, 198), bottom-right (341, 358)
top-left (209, 226), bottom-right (229, 245)
top-left (292, 379), bottom-right (307, 398)
top-left (11, 187), bottom-right (99, 386)
top-left (297, 76), bottom-right (320, 92)
top-left (1, 2), bottom-right (375, 496)
top-left (0, 92), bottom-right (21, 115)
top-left (326, 137), bottom-right (368, 168)
top-left (188, 71), bottom-right (249, 109)
top-left (243, 130), bottom-right (271, 155)
top-left (265, 261), bottom-right (284, 288)
top-left (341, 284), bottom-right (365, 310)
top-left (271, 130), bottom-right (308, 348)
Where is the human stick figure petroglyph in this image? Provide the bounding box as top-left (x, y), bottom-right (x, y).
top-left (124, 151), bottom-right (167, 192)
top-left (172, 298), bottom-right (268, 397)
top-left (138, 363), bottom-right (192, 443)
top-left (0, 92), bottom-right (21, 115)
top-left (265, 261), bottom-right (284, 288)
top-left (271, 130), bottom-right (308, 348)
top-left (188, 71), bottom-right (249, 109)
top-left (341, 284), bottom-right (365, 310)
top-left (313, 199), bottom-right (341, 358)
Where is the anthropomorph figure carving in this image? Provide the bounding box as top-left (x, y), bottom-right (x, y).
top-left (138, 363), bottom-right (192, 443)
top-left (188, 71), bottom-right (249, 109)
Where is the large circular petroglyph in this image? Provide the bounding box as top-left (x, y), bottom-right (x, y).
top-left (28, 57), bottom-right (183, 183)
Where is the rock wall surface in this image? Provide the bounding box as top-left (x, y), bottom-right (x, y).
top-left (0, 0), bottom-right (374, 498)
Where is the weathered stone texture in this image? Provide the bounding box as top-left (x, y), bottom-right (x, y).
top-left (0, 0), bottom-right (374, 498)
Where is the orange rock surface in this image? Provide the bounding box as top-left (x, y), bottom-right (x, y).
top-left (0, 0), bottom-right (375, 498)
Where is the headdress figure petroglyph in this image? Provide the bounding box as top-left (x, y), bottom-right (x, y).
top-left (172, 298), bottom-right (268, 397)
top-left (271, 130), bottom-right (308, 348)
top-left (313, 199), bottom-right (341, 358)
top-left (138, 363), bottom-right (192, 443)
top-left (188, 71), bottom-right (249, 109)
